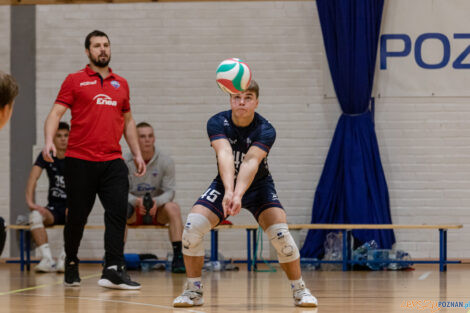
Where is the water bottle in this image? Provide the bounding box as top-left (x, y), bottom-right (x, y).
top-left (141, 261), bottom-right (151, 272)
top-left (163, 253), bottom-right (172, 271)
top-left (142, 192), bottom-right (154, 225)
top-left (210, 261), bottom-right (222, 271)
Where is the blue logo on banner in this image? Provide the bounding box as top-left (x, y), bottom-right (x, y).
top-left (380, 33), bottom-right (470, 70)
top-left (111, 80), bottom-right (120, 89)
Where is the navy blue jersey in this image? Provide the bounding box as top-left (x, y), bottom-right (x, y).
top-left (34, 153), bottom-right (67, 206)
top-left (207, 110), bottom-right (276, 183)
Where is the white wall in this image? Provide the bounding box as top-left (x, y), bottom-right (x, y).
top-left (28, 0), bottom-right (468, 261)
top-left (0, 5), bottom-right (10, 257)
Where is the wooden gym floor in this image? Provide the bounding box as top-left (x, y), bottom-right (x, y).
top-left (0, 263), bottom-right (468, 313)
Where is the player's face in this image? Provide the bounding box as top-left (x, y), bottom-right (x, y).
top-left (230, 91), bottom-right (258, 121)
top-left (137, 126), bottom-right (155, 153)
top-left (54, 129), bottom-right (69, 150)
top-left (86, 36), bottom-right (111, 68)
top-left (0, 102), bottom-right (13, 130)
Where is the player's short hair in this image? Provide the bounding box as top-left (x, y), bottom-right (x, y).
top-left (136, 122), bottom-right (153, 129)
top-left (85, 30), bottom-right (110, 50)
top-left (0, 71), bottom-right (19, 109)
top-left (58, 121), bottom-right (70, 131)
top-left (245, 79), bottom-right (259, 99)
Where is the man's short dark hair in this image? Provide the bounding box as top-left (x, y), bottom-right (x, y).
top-left (245, 79), bottom-right (259, 99)
top-left (58, 121), bottom-right (70, 131)
top-left (0, 71), bottom-right (19, 109)
top-left (85, 30), bottom-right (110, 50)
top-left (136, 122), bottom-right (153, 129)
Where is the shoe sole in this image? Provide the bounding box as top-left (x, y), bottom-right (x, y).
top-left (295, 302), bottom-right (318, 307)
top-left (63, 281), bottom-right (81, 287)
top-left (173, 300), bottom-right (203, 307)
top-left (35, 268), bottom-right (57, 273)
top-left (98, 278), bottom-right (141, 290)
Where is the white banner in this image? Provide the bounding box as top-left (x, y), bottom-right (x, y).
top-left (374, 0), bottom-right (470, 97)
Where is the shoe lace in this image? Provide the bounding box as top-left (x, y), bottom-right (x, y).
top-left (118, 266), bottom-right (131, 281)
top-left (294, 288), bottom-right (312, 299)
top-left (182, 289), bottom-right (202, 298)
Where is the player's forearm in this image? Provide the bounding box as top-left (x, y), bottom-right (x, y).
top-left (44, 109), bottom-right (61, 145)
top-left (154, 190), bottom-right (175, 207)
top-left (128, 192), bottom-right (138, 207)
top-left (124, 118), bottom-right (142, 159)
top-left (217, 151), bottom-right (235, 192)
top-left (25, 182), bottom-right (38, 209)
top-left (233, 158), bottom-right (258, 198)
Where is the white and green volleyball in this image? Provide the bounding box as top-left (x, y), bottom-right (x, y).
top-left (216, 58), bottom-right (252, 94)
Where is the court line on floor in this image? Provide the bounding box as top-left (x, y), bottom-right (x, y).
top-left (16, 293), bottom-right (205, 313)
top-left (418, 271), bottom-right (432, 280)
top-left (0, 273), bottom-right (101, 296)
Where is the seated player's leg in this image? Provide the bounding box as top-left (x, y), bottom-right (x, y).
top-left (124, 203), bottom-right (138, 244)
top-left (51, 205), bottom-right (67, 273)
top-left (126, 202), bottom-right (137, 225)
top-left (174, 181), bottom-right (222, 307)
top-left (30, 207), bottom-right (56, 272)
top-left (156, 202), bottom-right (185, 273)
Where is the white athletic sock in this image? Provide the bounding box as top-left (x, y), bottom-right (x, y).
top-left (290, 278), bottom-right (306, 291)
top-left (38, 243), bottom-right (53, 261)
top-left (59, 247), bottom-right (66, 260)
top-left (187, 277), bottom-right (203, 290)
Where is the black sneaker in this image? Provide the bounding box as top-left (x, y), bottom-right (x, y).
top-left (171, 253), bottom-right (186, 273)
top-left (64, 260), bottom-right (81, 287)
top-left (98, 265), bottom-right (141, 290)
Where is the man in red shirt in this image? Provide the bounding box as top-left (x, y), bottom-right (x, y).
top-left (42, 30), bottom-right (146, 290)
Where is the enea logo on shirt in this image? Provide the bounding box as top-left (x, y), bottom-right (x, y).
top-left (93, 94), bottom-right (117, 107)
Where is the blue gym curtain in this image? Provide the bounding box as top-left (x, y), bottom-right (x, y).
top-left (300, 0), bottom-right (395, 258)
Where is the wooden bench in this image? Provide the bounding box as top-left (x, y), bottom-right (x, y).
top-left (212, 224), bottom-right (463, 272)
top-left (6, 224), bottom-right (170, 271)
top-left (7, 223), bottom-right (463, 272)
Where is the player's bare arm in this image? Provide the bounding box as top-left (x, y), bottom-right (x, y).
top-left (25, 165), bottom-right (47, 213)
top-left (231, 146), bottom-right (267, 216)
top-left (123, 111), bottom-right (146, 177)
top-left (43, 104), bottom-right (67, 162)
top-left (211, 138), bottom-right (235, 217)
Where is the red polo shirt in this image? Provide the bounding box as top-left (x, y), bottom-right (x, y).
top-left (55, 65), bottom-right (131, 162)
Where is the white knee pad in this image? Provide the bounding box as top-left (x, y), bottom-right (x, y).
top-left (266, 223), bottom-right (300, 263)
top-left (29, 210), bottom-right (45, 230)
top-left (182, 213), bottom-right (211, 257)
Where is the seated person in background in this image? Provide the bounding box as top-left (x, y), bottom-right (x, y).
top-left (0, 70), bottom-right (18, 130)
top-left (25, 122), bottom-right (69, 272)
top-left (126, 122), bottom-right (185, 273)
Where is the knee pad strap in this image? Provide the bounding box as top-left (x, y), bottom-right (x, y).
top-left (266, 223), bottom-right (300, 263)
top-left (182, 213), bottom-right (211, 257)
top-left (29, 210), bottom-right (45, 230)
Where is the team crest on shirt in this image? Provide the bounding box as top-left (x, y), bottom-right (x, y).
top-left (246, 137), bottom-right (252, 146)
top-left (223, 119), bottom-right (230, 127)
top-left (111, 80), bottom-right (120, 89)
